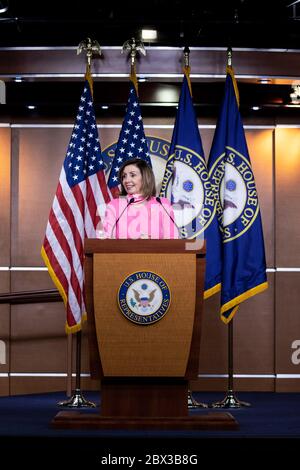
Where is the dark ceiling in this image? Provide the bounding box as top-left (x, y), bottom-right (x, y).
top-left (0, 0), bottom-right (299, 48)
top-left (1, 0), bottom-right (300, 121)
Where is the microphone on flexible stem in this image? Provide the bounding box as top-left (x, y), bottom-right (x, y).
top-left (156, 196), bottom-right (178, 229)
top-left (110, 197), bottom-right (135, 238)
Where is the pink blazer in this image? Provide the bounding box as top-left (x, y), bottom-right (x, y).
top-left (103, 196), bottom-right (179, 239)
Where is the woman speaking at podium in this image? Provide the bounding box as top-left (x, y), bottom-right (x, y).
top-left (103, 158), bottom-right (179, 239)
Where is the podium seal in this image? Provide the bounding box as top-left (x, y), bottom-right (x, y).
top-left (118, 271), bottom-right (171, 325)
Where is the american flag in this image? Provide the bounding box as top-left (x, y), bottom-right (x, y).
top-left (107, 79), bottom-right (151, 197)
top-left (41, 75), bottom-right (110, 333)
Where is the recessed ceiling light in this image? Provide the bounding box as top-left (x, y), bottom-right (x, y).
top-left (258, 78), bottom-right (271, 84)
top-left (252, 106), bottom-right (260, 111)
top-left (0, 1), bottom-right (8, 14)
top-left (141, 29), bottom-right (157, 40)
top-left (27, 105), bottom-right (36, 110)
top-left (14, 77), bottom-right (23, 83)
top-left (101, 105), bottom-right (109, 109)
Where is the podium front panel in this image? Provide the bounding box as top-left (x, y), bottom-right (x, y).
top-left (93, 253), bottom-right (196, 377)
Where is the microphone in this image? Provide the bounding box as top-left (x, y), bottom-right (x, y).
top-left (156, 196), bottom-right (178, 227)
top-left (110, 197), bottom-right (135, 238)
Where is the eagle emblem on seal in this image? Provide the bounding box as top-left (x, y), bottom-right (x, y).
top-left (132, 288), bottom-right (156, 308)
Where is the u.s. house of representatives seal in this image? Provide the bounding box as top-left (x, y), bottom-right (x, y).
top-left (209, 146), bottom-right (260, 243)
top-left (160, 145), bottom-right (215, 239)
top-left (118, 271), bottom-right (171, 325)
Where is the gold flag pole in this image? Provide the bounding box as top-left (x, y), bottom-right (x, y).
top-left (210, 47), bottom-right (250, 409)
top-left (58, 37), bottom-right (101, 409)
top-left (183, 45), bottom-right (208, 409)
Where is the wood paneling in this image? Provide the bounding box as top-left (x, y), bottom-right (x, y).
top-left (190, 378), bottom-right (275, 392)
top-left (0, 272), bottom-right (10, 294)
top-left (0, 127), bottom-right (11, 267)
top-left (246, 130), bottom-right (274, 267)
top-left (10, 300), bottom-right (66, 378)
top-left (200, 273), bottom-right (274, 380)
top-left (10, 377), bottom-right (67, 395)
top-left (235, 272), bottom-right (274, 375)
top-left (276, 379), bottom-right (300, 393)
top-left (275, 128), bottom-right (300, 266)
top-left (275, 273), bottom-right (300, 378)
top-left (11, 128), bottom-right (71, 266)
top-left (200, 293), bottom-right (228, 373)
top-left (0, 272), bottom-right (10, 396)
top-left (11, 271), bottom-right (58, 292)
top-left (0, 377), bottom-right (9, 396)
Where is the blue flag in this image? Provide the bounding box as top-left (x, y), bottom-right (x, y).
top-left (160, 71), bottom-right (220, 294)
top-left (207, 67), bottom-right (268, 323)
top-left (107, 78), bottom-right (151, 197)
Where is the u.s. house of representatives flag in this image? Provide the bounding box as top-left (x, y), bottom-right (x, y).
top-left (207, 66), bottom-right (268, 323)
top-left (160, 69), bottom-right (222, 294)
top-left (107, 71), bottom-right (151, 197)
top-left (41, 74), bottom-right (110, 333)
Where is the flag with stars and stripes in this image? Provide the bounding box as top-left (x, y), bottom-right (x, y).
top-left (41, 74), bottom-right (111, 334)
top-left (107, 79), bottom-right (151, 197)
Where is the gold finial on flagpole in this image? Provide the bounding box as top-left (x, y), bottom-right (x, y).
top-left (182, 46), bottom-right (192, 95)
top-left (122, 37), bottom-right (146, 92)
top-left (183, 45), bottom-right (190, 69)
top-left (77, 37), bottom-right (102, 69)
top-left (227, 46), bottom-right (232, 67)
top-left (226, 47), bottom-right (239, 107)
top-left (122, 37), bottom-right (146, 74)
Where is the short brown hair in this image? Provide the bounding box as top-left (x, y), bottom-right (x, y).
top-left (118, 158), bottom-right (156, 199)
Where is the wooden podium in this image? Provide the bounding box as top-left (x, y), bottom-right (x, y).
top-left (53, 239), bottom-right (238, 430)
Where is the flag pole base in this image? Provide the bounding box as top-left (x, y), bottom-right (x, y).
top-left (187, 390), bottom-right (208, 409)
top-left (209, 390), bottom-right (251, 408)
top-left (58, 388), bottom-right (96, 408)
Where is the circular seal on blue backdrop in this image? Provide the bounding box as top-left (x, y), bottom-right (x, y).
top-left (209, 147), bottom-right (260, 242)
top-left (160, 145), bottom-right (215, 239)
top-left (118, 271), bottom-right (171, 325)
